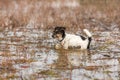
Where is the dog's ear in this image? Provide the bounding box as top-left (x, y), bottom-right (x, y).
top-left (54, 27), bottom-right (58, 30)
top-left (55, 26), bottom-right (66, 31)
top-left (61, 27), bottom-right (66, 31)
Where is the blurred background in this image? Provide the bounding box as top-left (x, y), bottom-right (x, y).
top-left (0, 0), bottom-right (120, 30)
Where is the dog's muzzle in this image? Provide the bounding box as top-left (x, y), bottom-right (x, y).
top-left (52, 34), bottom-right (55, 38)
top-left (52, 35), bottom-right (54, 38)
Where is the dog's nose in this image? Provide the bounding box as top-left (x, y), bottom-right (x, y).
top-left (52, 35), bottom-right (54, 38)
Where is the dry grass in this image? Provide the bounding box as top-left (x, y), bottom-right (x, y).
top-left (0, 0), bottom-right (120, 31)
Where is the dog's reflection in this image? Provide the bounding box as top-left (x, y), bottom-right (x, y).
top-left (54, 50), bottom-right (91, 69)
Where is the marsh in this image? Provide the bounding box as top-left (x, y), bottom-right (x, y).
top-left (0, 0), bottom-right (120, 80)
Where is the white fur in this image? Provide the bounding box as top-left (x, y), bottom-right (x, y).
top-left (60, 29), bottom-right (92, 49)
top-left (83, 29), bottom-right (92, 37)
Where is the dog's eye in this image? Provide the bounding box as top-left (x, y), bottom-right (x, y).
top-left (53, 31), bottom-right (56, 33)
top-left (55, 30), bottom-right (58, 32)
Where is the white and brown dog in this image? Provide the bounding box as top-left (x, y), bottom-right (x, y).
top-left (52, 26), bottom-right (92, 50)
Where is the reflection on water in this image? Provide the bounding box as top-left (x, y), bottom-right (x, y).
top-left (53, 50), bottom-right (120, 80)
top-left (0, 26), bottom-right (120, 80)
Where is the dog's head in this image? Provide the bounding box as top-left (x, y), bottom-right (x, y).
top-left (52, 26), bottom-right (66, 41)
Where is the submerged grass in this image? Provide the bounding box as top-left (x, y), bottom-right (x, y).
top-left (37, 70), bottom-right (59, 77)
top-left (0, 60), bottom-right (16, 74)
top-left (13, 58), bottom-right (35, 64)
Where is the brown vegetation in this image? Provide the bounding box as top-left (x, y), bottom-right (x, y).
top-left (0, 0), bottom-right (120, 31)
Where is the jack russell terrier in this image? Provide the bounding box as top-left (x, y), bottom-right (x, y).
top-left (52, 26), bottom-right (92, 50)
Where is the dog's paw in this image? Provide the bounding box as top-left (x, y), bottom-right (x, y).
top-left (55, 44), bottom-right (62, 49)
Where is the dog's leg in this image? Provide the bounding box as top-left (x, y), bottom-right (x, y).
top-left (63, 45), bottom-right (68, 49)
top-left (62, 42), bottom-right (68, 49)
top-left (55, 43), bottom-right (62, 49)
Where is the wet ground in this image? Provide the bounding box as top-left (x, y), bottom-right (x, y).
top-left (0, 25), bottom-right (120, 80)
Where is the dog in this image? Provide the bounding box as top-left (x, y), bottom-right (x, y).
top-left (52, 26), bottom-right (92, 50)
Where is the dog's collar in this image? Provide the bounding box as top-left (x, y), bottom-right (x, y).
top-left (59, 38), bottom-right (64, 42)
top-left (59, 33), bottom-right (66, 42)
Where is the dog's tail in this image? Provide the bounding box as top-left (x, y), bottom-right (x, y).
top-left (83, 29), bottom-right (92, 49)
top-left (83, 29), bottom-right (92, 38)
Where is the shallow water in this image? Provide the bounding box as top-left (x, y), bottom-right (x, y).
top-left (0, 26), bottom-right (120, 80)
